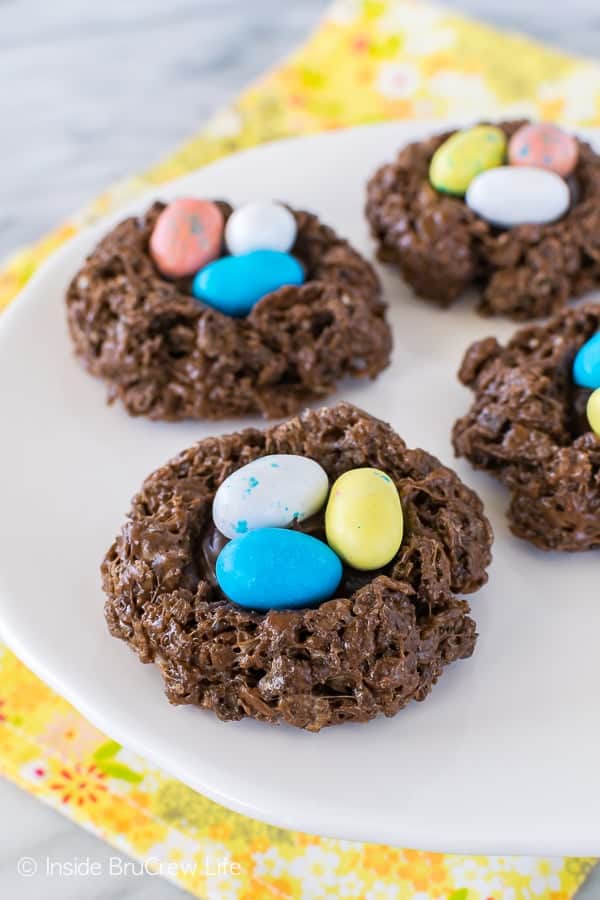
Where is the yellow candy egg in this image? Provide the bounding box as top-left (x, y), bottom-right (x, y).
top-left (325, 467), bottom-right (403, 571)
top-left (587, 388), bottom-right (600, 437)
top-left (429, 125), bottom-right (507, 197)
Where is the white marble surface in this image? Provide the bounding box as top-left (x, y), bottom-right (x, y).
top-left (3, 0), bottom-right (600, 258)
top-left (1, 1), bottom-right (600, 897)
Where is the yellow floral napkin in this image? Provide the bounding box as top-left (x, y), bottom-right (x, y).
top-left (1, 1), bottom-right (599, 897)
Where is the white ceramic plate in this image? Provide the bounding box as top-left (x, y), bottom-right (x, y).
top-left (1, 122), bottom-right (599, 856)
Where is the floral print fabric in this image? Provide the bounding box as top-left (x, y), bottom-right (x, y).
top-left (1, 1), bottom-right (599, 896)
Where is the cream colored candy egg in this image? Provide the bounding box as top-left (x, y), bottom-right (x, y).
top-left (225, 201), bottom-right (297, 256)
top-left (466, 166), bottom-right (569, 228)
top-left (587, 388), bottom-right (600, 437)
top-left (324, 467), bottom-right (403, 571)
top-left (429, 125), bottom-right (507, 196)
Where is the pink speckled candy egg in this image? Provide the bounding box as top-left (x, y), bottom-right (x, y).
top-left (508, 123), bottom-right (578, 178)
top-left (150, 198), bottom-right (224, 278)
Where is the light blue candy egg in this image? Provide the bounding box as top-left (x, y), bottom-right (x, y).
top-left (216, 528), bottom-right (342, 611)
top-left (192, 250), bottom-right (304, 317)
top-left (573, 332), bottom-right (600, 390)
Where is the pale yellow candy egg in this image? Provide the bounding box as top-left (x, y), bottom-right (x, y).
top-left (324, 467), bottom-right (403, 571)
top-left (587, 388), bottom-right (600, 437)
top-left (430, 125), bottom-right (507, 197)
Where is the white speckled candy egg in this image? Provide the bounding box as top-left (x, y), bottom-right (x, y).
top-left (225, 201), bottom-right (297, 256)
top-left (466, 166), bottom-right (569, 228)
top-left (213, 454), bottom-right (329, 539)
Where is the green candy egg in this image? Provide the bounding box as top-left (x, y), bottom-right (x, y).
top-left (429, 125), bottom-right (508, 197)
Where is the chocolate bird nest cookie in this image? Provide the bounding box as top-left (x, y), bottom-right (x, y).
top-left (453, 305), bottom-right (600, 551)
top-left (66, 202), bottom-right (391, 421)
top-left (366, 120), bottom-right (600, 320)
top-left (103, 402), bottom-right (493, 731)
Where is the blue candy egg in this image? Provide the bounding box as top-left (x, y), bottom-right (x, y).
top-left (573, 332), bottom-right (600, 390)
top-left (216, 528), bottom-right (342, 611)
top-left (192, 250), bottom-right (304, 317)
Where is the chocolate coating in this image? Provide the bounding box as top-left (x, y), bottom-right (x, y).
top-left (366, 120), bottom-right (600, 320)
top-left (453, 305), bottom-right (600, 550)
top-left (103, 403), bottom-right (493, 731)
top-left (66, 203), bottom-right (391, 421)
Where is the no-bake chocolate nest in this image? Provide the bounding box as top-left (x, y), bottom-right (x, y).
top-left (366, 120), bottom-right (600, 320)
top-left (453, 305), bottom-right (600, 551)
top-left (103, 403), bottom-right (493, 731)
top-left (66, 202), bottom-right (391, 421)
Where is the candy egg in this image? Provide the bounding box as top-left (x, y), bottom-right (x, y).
top-left (325, 467), bottom-right (403, 571)
top-left (192, 250), bottom-right (304, 317)
top-left (429, 125), bottom-right (507, 196)
top-left (466, 166), bottom-right (569, 228)
top-left (508, 123), bottom-right (578, 178)
top-left (216, 528), bottom-right (342, 610)
top-left (213, 454), bottom-right (329, 540)
top-left (225, 201), bottom-right (297, 256)
top-left (587, 388), bottom-right (600, 437)
top-left (150, 198), bottom-right (224, 278)
top-left (573, 332), bottom-right (600, 390)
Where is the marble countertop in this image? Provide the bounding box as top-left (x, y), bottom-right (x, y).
top-left (3, 0), bottom-right (600, 259)
top-left (1, 1), bottom-right (599, 896)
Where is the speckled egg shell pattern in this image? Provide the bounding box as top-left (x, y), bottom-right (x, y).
top-left (67, 203), bottom-right (392, 420)
top-left (212, 453), bottom-right (329, 539)
top-left (366, 120), bottom-right (600, 320)
top-left (103, 403), bottom-right (493, 731)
